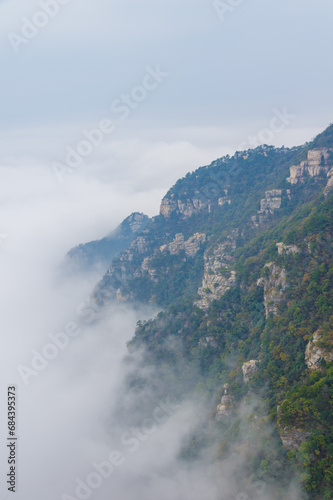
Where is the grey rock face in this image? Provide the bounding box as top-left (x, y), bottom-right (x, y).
top-left (287, 148), bottom-right (332, 185)
top-left (242, 360), bottom-right (259, 382)
top-left (252, 190), bottom-right (291, 226)
top-left (196, 232), bottom-right (237, 311)
top-left (216, 384), bottom-right (235, 420)
top-left (276, 242), bottom-right (300, 255)
top-left (257, 263), bottom-right (288, 318)
top-left (160, 232), bottom-right (206, 257)
top-left (305, 330), bottom-right (333, 370)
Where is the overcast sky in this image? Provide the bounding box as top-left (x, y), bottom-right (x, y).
top-left (0, 0), bottom-right (332, 230)
top-left (0, 0), bottom-right (331, 257)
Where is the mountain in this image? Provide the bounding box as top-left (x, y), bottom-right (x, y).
top-left (67, 212), bottom-right (151, 270)
top-left (81, 123), bottom-right (333, 498)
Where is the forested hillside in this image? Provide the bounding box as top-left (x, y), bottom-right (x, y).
top-left (87, 124), bottom-right (333, 499)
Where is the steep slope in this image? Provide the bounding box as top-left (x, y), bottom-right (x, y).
top-left (92, 145), bottom-right (302, 305)
top-left (86, 123), bottom-right (333, 498)
top-left (67, 212), bottom-right (150, 270)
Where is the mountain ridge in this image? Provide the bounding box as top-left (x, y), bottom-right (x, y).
top-left (75, 122), bottom-right (333, 498)
top-left (67, 212), bottom-right (151, 270)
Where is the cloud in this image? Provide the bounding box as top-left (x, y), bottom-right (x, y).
top-left (0, 128), bottom-right (307, 500)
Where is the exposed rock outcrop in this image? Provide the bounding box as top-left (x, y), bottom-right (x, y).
top-left (242, 360), bottom-right (259, 382)
top-left (276, 405), bottom-right (311, 450)
top-left (276, 242), bottom-right (300, 255)
top-left (93, 229), bottom-right (207, 305)
top-left (67, 212), bottom-right (151, 269)
top-left (218, 195), bottom-right (231, 206)
top-left (305, 330), bottom-right (333, 370)
top-left (279, 427), bottom-right (311, 451)
top-left (196, 232), bottom-right (237, 311)
top-left (252, 190), bottom-right (291, 226)
top-left (260, 190), bottom-right (284, 213)
top-left (216, 384), bottom-right (235, 420)
top-left (160, 183), bottom-right (231, 219)
top-left (287, 148), bottom-right (332, 184)
top-left (257, 263), bottom-right (288, 317)
top-left (132, 236), bottom-right (148, 254)
top-left (198, 336), bottom-right (218, 349)
top-left (160, 193), bottom-right (211, 219)
top-left (160, 232), bottom-right (206, 257)
top-left (324, 167), bottom-right (333, 195)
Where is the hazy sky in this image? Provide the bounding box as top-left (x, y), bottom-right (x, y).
top-left (0, 0), bottom-right (331, 243)
top-left (0, 0), bottom-right (332, 129)
top-left (0, 0), bottom-right (332, 232)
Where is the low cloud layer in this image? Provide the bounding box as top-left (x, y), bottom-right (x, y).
top-left (0, 156), bottom-right (305, 500)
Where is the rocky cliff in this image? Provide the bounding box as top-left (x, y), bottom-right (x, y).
top-left (257, 263), bottom-right (288, 318)
top-left (216, 384), bottom-right (235, 420)
top-left (305, 329), bottom-right (333, 370)
top-left (287, 148), bottom-right (333, 184)
top-left (67, 212), bottom-right (151, 269)
top-left (75, 123), bottom-right (333, 499)
top-left (195, 231), bottom-right (237, 310)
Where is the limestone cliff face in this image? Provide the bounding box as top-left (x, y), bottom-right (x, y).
top-left (287, 148), bottom-right (332, 184)
top-left (160, 232), bottom-right (206, 257)
top-left (67, 212), bottom-right (151, 269)
top-left (257, 263), bottom-right (288, 318)
top-left (218, 195), bottom-right (231, 206)
top-left (160, 186), bottom-right (231, 219)
top-left (198, 335), bottom-right (218, 349)
top-left (159, 197), bottom-right (178, 218)
top-left (324, 167), bottom-right (333, 195)
top-left (251, 190), bottom-right (291, 226)
top-left (305, 330), bottom-right (333, 370)
top-left (93, 230), bottom-right (206, 306)
top-left (160, 193), bottom-right (209, 219)
top-left (260, 190), bottom-right (286, 213)
top-left (242, 360), bottom-right (259, 382)
top-left (195, 232), bottom-right (237, 311)
top-left (276, 242), bottom-right (300, 255)
top-left (216, 384), bottom-right (235, 420)
top-left (125, 212), bottom-right (150, 233)
top-left (278, 426), bottom-right (311, 451)
top-left (276, 405), bottom-right (311, 450)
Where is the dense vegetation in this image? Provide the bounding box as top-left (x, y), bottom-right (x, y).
top-left (93, 124), bottom-right (333, 498)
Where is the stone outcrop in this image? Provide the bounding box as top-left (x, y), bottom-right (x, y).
top-left (324, 167), bottom-right (333, 195)
top-left (196, 232), bottom-right (237, 311)
top-left (287, 148), bottom-right (332, 184)
top-left (278, 427), bottom-right (311, 450)
top-left (93, 229), bottom-right (207, 305)
top-left (257, 263), bottom-right (288, 317)
top-left (305, 330), bottom-right (333, 370)
top-left (160, 233), bottom-right (206, 257)
top-left (216, 384), bottom-right (235, 420)
top-left (276, 242), bottom-right (300, 255)
top-left (67, 212), bottom-right (151, 268)
top-left (242, 360), bottom-right (259, 382)
top-left (252, 190), bottom-right (291, 226)
top-left (260, 190), bottom-right (284, 213)
top-left (160, 193), bottom-right (210, 219)
top-left (132, 236), bottom-right (148, 255)
top-left (160, 184), bottom-right (232, 219)
top-left (276, 405), bottom-right (311, 450)
top-left (198, 336), bottom-right (218, 349)
top-left (125, 212), bottom-right (150, 233)
top-left (218, 195), bottom-right (231, 206)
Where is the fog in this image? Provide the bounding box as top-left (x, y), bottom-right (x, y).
top-left (0, 156), bottom-right (306, 500)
